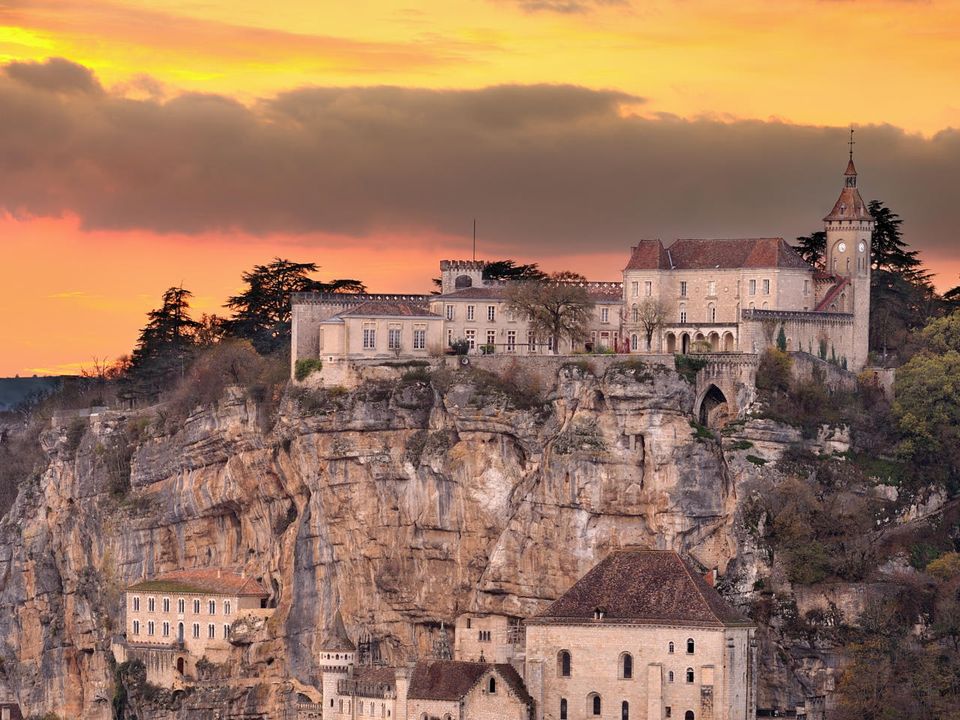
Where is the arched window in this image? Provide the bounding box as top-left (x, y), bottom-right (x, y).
top-left (560, 699), bottom-right (568, 720)
top-left (631, 306), bottom-right (639, 323)
top-left (668, 642), bottom-right (675, 654)
top-left (685, 712), bottom-right (695, 720)
top-left (631, 334), bottom-right (638, 351)
top-left (558, 650), bottom-right (572, 677)
top-left (686, 668), bottom-right (695, 683)
top-left (488, 677), bottom-right (496, 694)
top-left (588, 694), bottom-right (601, 716)
top-left (679, 304), bottom-right (687, 323)
top-left (686, 638), bottom-right (695, 654)
top-left (668, 671), bottom-right (675, 683)
top-left (622, 701), bottom-right (630, 720)
top-left (620, 653), bottom-right (633, 679)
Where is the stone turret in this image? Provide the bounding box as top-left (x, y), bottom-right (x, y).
top-left (319, 609), bottom-right (356, 711)
top-left (439, 260), bottom-right (487, 294)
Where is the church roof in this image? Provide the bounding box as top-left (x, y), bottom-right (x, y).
top-left (320, 610), bottom-right (357, 652)
top-left (823, 186), bottom-right (873, 222)
top-left (626, 238), bottom-right (811, 271)
top-left (127, 569), bottom-right (268, 597)
top-left (408, 661), bottom-right (532, 705)
top-left (531, 550), bottom-right (751, 628)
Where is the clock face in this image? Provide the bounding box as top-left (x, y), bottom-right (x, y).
top-left (838, 242), bottom-right (847, 253)
top-left (858, 241), bottom-right (866, 253)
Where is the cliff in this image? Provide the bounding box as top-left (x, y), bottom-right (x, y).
top-left (0, 361), bottom-right (876, 718)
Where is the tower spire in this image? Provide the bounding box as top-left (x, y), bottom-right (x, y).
top-left (848, 126), bottom-right (855, 161)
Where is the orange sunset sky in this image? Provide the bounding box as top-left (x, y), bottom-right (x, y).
top-left (1, 0), bottom-right (959, 376)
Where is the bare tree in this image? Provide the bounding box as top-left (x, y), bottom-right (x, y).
top-left (505, 274), bottom-right (595, 355)
top-left (637, 299), bottom-right (667, 352)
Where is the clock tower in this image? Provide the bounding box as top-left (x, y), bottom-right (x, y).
top-left (823, 130), bottom-right (874, 369)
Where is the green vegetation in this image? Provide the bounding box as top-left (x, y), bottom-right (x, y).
top-left (745, 454), bottom-right (767, 466)
top-left (689, 420), bottom-right (716, 441)
top-left (504, 271), bottom-right (595, 355)
top-left (294, 358), bottom-right (323, 381)
top-left (674, 354), bottom-right (707, 383)
top-left (727, 440), bottom-right (754, 451)
top-left (554, 420), bottom-right (606, 455)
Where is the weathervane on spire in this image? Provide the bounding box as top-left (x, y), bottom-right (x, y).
top-left (848, 126), bottom-right (856, 160)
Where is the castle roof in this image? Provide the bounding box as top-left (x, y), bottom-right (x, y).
top-left (530, 550), bottom-right (751, 628)
top-left (336, 300), bottom-right (439, 319)
top-left (437, 284), bottom-right (622, 303)
top-left (625, 238), bottom-right (810, 271)
top-left (408, 661), bottom-right (532, 705)
top-left (320, 609), bottom-right (357, 652)
top-left (127, 569), bottom-right (268, 597)
top-left (823, 158), bottom-right (873, 222)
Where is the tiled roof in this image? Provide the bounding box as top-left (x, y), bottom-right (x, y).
top-left (624, 239), bottom-right (669, 270)
top-left (533, 550), bottom-right (751, 628)
top-left (408, 661), bottom-right (532, 705)
top-left (823, 187), bottom-right (873, 222)
top-left (127, 569), bottom-right (268, 597)
top-left (626, 238), bottom-right (811, 271)
top-left (338, 301), bottom-right (440, 318)
top-left (321, 610), bottom-right (357, 652)
top-left (353, 666), bottom-right (397, 687)
top-left (814, 277), bottom-right (850, 312)
top-left (439, 284), bottom-right (622, 302)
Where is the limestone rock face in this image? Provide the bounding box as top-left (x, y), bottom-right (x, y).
top-left (0, 366), bottom-right (807, 717)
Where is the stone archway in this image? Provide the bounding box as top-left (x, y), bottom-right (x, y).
top-left (697, 384), bottom-right (730, 429)
top-left (176, 657), bottom-right (186, 674)
top-left (708, 332), bottom-right (720, 351)
top-left (723, 332), bottom-right (735, 352)
top-left (454, 274), bottom-right (473, 289)
top-left (666, 332), bottom-right (677, 353)
top-left (681, 333), bottom-right (690, 354)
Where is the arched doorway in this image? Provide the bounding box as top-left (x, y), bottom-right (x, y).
top-left (698, 384), bottom-right (730, 429)
top-left (176, 657), bottom-right (185, 674)
top-left (666, 333), bottom-right (677, 353)
top-left (681, 333), bottom-right (690, 354)
top-left (708, 332), bottom-right (720, 351)
top-left (723, 332), bottom-right (735, 352)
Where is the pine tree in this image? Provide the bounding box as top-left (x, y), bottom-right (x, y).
top-left (127, 287), bottom-right (202, 394)
top-left (794, 231), bottom-right (826, 269)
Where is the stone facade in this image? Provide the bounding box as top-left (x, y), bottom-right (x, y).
top-left (291, 155), bottom-right (873, 376)
top-left (119, 569), bottom-right (269, 685)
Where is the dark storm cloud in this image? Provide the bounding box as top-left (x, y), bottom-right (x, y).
top-left (497, 0), bottom-right (629, 14)
top-left (4, 57), bottom-right (102, 94)
top-left (0, 58), bottom-right (958, 266)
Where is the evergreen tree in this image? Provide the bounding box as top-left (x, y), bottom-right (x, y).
top-left (776, 324), bottom-right (788, 352)
top-left (127, 287), bottom-right (202, 394)
top-left (868, 201), bottom-right (924, 279)
top-left (482, 260), bottom-right (547, 283)
top-left (225, 258), bottom-right (365, 355)
top-left (794, 231), bottom-right (826, 269)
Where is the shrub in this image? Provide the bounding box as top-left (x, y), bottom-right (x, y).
top-left (674, 354), bottom-right (707, 383)
top-left (554, 420), bottom-right (606, 455)
top-left (449, 339), bottom-right (469, 355)
top-left (294, 358), bottom-right (323, 381)
top-left (689, 420), bottom-right (716, 441)
top-left (756, 348), bottom-right (792, 394)
top-left (746, 454), bottom-right (768, 466)
top-left (728, 440), bottom-right (754, 451)
top-left (400, 367), bottom-right (431, 383)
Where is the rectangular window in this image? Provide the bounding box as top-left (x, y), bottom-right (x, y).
top-left (413, 327), bottom-right (426, 350)
top-left (208, 600), bottom-right (216, 615)
top-left (363, 325), bottom-right (377, 350)
top-left (487, 305), bottom-right (496, 322)
top-left (133, 620), bottom-right (140, 635)
top-left (631, 281), bottom-right (639, 297)
top-left (132, 596), bottom-right (140, 612)
top-left (465, 329), bottom-right (476, 350)
top-left (208, 623), bottom-right (216, 639)
top-left (680, 308), bottom-right (687, 323)
top-left (804, 279), bottom-right (810, 295)
top-left (163, 622), bottom-right (170, 637)
top-left (466, 305), bottom-right (475, 321)
top-left (528, 332), bottom-right (537, 353)
top-left (680, 281), bottom-right (688, 297)
top-left (224, 624), bottom-right (231, 639)
top-left (192, 623), bottom-right (200, 639)
top-left (224, 601), bottom-right (231, 616)
top-left (148, 597), bottom-right (155, 613)
top-left (506, 331), bottom-right (516, 353)
top-left (162, 597), bottom-right (170, 613)
top-left (193, 599), bottom-right (201, 614)
top-left (178, 598), bottom-right (185, 614)
top-left (445, 304), bottom-right (454, 321)
top-left (447, 329), bottom-right (454, 347)
top-left (708, 280), bottom-right (717, 296)
top-left (601, 307), bottom-right (609, 323)
top-left (749, 279), bottom-right (757, 296)
top-left (763, 279), bottom-right (770, 295)
top-left (147, 621), bottom-right (155, 636)
top-left (486, 330), bottom-right (496, 348)
top-left (644, 281), bottom-right (652, 297)
top-left (388, 326), bottom-right (402, 350)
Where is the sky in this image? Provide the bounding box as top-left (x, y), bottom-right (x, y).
top-left (1, 0), bottom-right (959, 376)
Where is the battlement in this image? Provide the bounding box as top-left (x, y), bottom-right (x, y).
top-left (291, 292), bottom-right (431, 305)
top-left (440, 259), bottom-right (488, 271)
top-left (741, 308), bottom-right (853, 324)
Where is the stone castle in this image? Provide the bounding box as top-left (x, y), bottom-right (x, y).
top-left (292, 153), bottom-right (873, 376)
